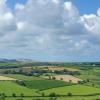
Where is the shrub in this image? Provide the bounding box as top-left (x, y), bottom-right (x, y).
top-left (49, 92), bottom-right (56, 97)
top-left (41, 92), bottom-right (45, 97)
top-left (12, 93), bottom-right (16, 97)
top-left (67, 92), bottom-right (72, 96)
top-left (20, 93), bottom-right (24, 97)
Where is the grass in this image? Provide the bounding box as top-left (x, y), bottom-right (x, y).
top-left (2, 74), bottom-right (44, 80)
top-left (4, 96), bottom-right (100, 100)
top-left (42, 85), bottom-right (100, 95)
top-left (0, 81), bottom-right (38, 96)
top-left (75, 67), bottom-right (100, 88)
top-left (23, 80), bottom-right (68, 90)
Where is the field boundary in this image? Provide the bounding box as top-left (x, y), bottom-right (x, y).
top-left (4, 93), bottom-right (100, 98)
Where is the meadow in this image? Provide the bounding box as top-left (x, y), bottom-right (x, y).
top-left (0, 81), bottom-right (38, 96)
top-left (42, 85), bottom-right (100, 96)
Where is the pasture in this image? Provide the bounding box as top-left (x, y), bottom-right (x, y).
top-left (4, 95), bottom-right (100, 100)
top-left (0, 81), bottom-right (38, 96)
top-left (42, 85), bottom-right (100, 96)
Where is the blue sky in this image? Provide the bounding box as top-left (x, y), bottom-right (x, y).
top-left (7, 0), bottom-right (27, 9)
top-left (73, 0), bottom-right (100, 15)
top-left (72, 0), bottom-right (100, 15)
top-left (6, 0), bottom-right (100, 15)
top-left (0, 0), bottom-right (100, 62)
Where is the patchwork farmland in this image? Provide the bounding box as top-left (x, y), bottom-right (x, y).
top-left (0, 61), bottom-right (100, 100)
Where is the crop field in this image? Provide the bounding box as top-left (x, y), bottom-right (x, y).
top-left (23, 80), bottom-right (68, 90)
top-left (3, 74), bottom-right (44, 80)
top-left (48, 66), bottom-right (80, 72)
top-left (54, 75), bottom-right (82, 83)
top-left (0, 76), bottom-right (17, 80)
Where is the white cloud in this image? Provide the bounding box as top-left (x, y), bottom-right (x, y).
top-left (81, 13), bottom-right (100, 37)
top-left (0, 0), bottom-right (100, 60)
top-left (0, 0), bottom-right (17, 36)
top-left (15, 3), bottom-right (24, 10)
top-left (97, 8), bottom-right (100, 16)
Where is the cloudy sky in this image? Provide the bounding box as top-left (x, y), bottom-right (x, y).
top-left (0, 0), bottom-right (100, 62)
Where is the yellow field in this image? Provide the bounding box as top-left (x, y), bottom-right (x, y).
top-left (54, 75), bottom-right (82, 83)
top-left (0, 76), bottom-right (17, 80)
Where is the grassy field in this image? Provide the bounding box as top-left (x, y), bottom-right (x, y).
top-left (2, 74), bottom-right (44, 80)
top-left (42, 85), bottom-right (100, 96)
top-left (0, 81), bottom-right (38, 96)
top-left (23, 80), bottom-right (68, 90)
top-left (4, 96), bottom-right (100, 100)
top-left (75, 67), bottom-right (100, 88)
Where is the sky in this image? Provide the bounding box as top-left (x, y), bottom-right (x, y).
top-left (0, 0), bottom-right (100, 62)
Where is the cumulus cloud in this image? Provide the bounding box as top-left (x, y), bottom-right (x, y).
top-left (97, 8), bottom-right (100, 16)
top-left (15, 3), bottom-right (24, 10)
top-left (0, 0), bottom-right (17, 36)
top-left (80, 8), bottom-right (100, 37)
top-left (0, 0), bottom-right (100, 60)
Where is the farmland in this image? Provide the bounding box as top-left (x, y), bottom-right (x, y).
top-left (0, 61), bottom-right (99, 100)
top-left (2, 74), bottom-right (44, 80)
top-left (42, 85), bottom-right (100, 95)
top-left (0, 76), bottom-right (16, 80)
top-left (23, 80), bottom-right (68, 90)
top-left (53, 75), bottom-right (82, 83)
top-left (0, 81), bottom-right (38, 96)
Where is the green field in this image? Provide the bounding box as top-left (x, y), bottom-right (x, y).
top-left (4, 96), bottom-right (100, 100)
top-left (23, 80), bottom-right (68, 90)
top-left (75, 67), bottom-right (100, 88)
top-left (42, 85), bottom-right (100, 96)
top-left (0, 81), bottom-right (38, 96)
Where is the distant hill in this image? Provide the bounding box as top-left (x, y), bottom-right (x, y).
top-left (0, 58), bottom-right (17, 62)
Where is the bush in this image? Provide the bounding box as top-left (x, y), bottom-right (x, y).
top-left (12, 93), bottom-right (16, 97)
top-left (16, 80), bottom-right (26, 86)
top-left (49, 92), bottom-right (56, 97)
top-left (20, 93), bottom-right (24, 97)
top-left (67, 92), bottom-right (72, 96)
top-left (41, 92), bottom-right (45, 97)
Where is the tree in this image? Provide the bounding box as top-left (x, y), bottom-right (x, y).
top-left (20, 93), bottom-right (24, 97)
top-left (69, 80), bottom-right (72, 83)
top-left (49, 92), bottom-right (56, 97)
top-left (67, 92), bottom-right (72, 96)
top-left (41, 92), bottom-right (45, 97)
top-left (0, 93), bottom-right (6, 100)
top-left (12, 93), bottom-right (16, 97)
top-left (52, 77), bottom-right (56, 80)
top-left (60, 78), bottom-right (63, 81)
top-left (48, 76), bottom-right (52, 80)
top-left (16, 80), bottom-right (26, 86)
